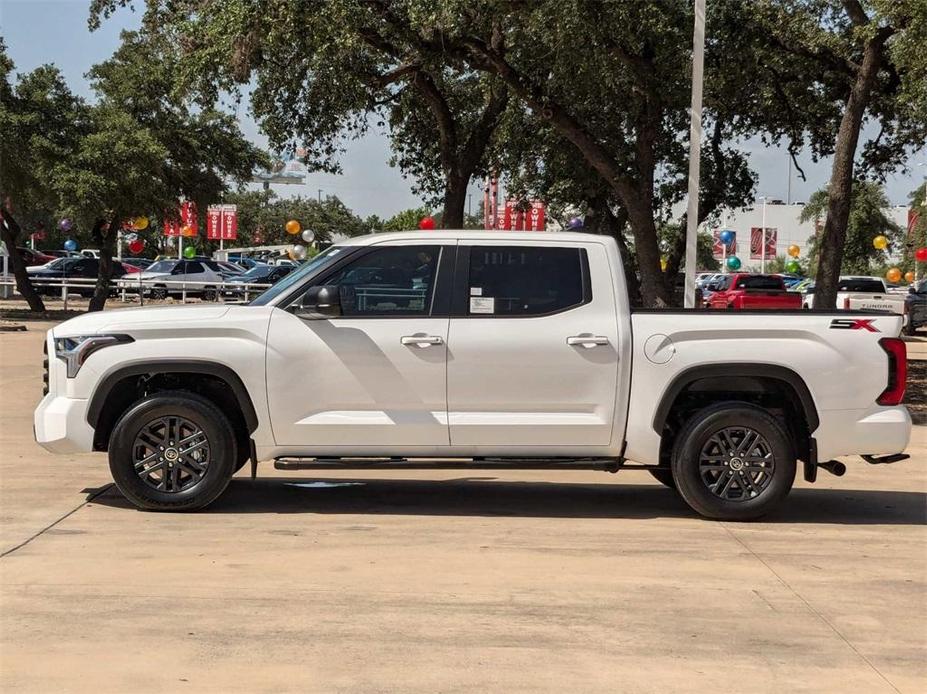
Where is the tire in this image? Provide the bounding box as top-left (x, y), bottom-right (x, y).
top-left (671, 402), bottom-right (796, 521)
top-left (151, 286), bottom-right (167, 300)
top-left (108, 391), bottom-right (237, 511)
top-left (203, 287), bottom-right (217, 302)
top-left (648, 467), bottom-right (677, 489)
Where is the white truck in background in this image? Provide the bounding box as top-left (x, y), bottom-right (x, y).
top-left (35, 231), bottom-right (912, 520)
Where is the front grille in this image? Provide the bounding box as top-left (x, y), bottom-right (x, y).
top-left (42, 341), bottom-right (49, 395)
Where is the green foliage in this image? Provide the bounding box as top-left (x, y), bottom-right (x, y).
top-left (219, 189), bottom-right (368, 250)
top-left (800, 182), bottom-right (901, 275)
top-left (381, 207), bottom-right (433, 232)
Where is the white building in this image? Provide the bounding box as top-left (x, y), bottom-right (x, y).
top-left (700, 201), bottom-right (910, 269)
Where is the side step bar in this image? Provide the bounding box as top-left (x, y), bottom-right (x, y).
top-left (861, 453), bottom-right (910, 465)
top-left (274, 457), bottom-right (657, 473)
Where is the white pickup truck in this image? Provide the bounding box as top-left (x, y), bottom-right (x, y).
top-left (34, 231), bottom-right (912, 520)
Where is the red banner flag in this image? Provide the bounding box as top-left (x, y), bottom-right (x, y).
top-left (750, 227), bottom-right (777, 259)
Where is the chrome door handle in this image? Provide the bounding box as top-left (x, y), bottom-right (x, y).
top-left (567, 335), bottom-right (609, 348)
top-left (401, 335), bottom-right (444, 347)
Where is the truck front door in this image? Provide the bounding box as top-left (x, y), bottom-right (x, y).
top-left (265, 242), bottom-right (454, 450)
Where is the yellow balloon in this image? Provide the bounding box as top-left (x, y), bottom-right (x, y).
top-left (873, 235), bottom-right (888, 250)
top-left (904, 271), bottom-right (915, 284)
top-left (660, 257), bottom-right (668, 271)
top-left (787, 244), bottom-right (800, 258)
top-left (285, 219), bottom-right (301, 235)
top-left (134, 216), bottom-right (149, 230)
top-left (886, 267), bottom-right (902, 283)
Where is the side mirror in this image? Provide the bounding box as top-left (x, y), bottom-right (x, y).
top-left (295, 285), bottom-right (342, 319)
top-left (909, 287), bottom-right (916, 295)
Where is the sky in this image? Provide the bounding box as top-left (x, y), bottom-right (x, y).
top-left (2, 0), bottom-right (924, 219)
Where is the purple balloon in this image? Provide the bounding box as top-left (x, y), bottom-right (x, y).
top-left (567, 216), bottom-right (584, 229)
top-left (58, 218), bottom-right (73, 232)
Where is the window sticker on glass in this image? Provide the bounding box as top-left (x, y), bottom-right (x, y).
top-left (470, 296), bottom-right (495, 314)
top-left (470, 287), bottom-right (483, 296)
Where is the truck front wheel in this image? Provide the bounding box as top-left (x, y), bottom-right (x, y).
top-left (671, 403), bottom-right (795, 521)
top-left (108, 391), bottom-right (237, 511)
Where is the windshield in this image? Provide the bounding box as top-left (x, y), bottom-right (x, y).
top-left (249, 246), bottom-right (347, 306)
top-left (239, 266), bottom-right (273, 280)
top-left (146, 260), bottom-right (178, 274)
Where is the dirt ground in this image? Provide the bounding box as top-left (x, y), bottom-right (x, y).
top-left (1, 318), bottom-right (925, 693)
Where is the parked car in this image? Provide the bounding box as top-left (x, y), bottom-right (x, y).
top-left (832, 277), bottom-right (906, 321)
top-left (706, 273), bottom-right (802, 309)
top-left (16, 247), bottom-right (56, 267)
top-left (42, 250), bottom-right (82, 259)
top-left (219, 264), bottom-right (295, 301)
top-left (904, 279), bottom-right (926, 335)
top-left (35, 231), bottom-right (911, 520)
top-left (119, 257), bottom-right (154, 270)
top-left (80, 249), bottom-right (101, 259)
top-left (118, 259), bottom-right (225, 299)
top-left (27, 257), bottom-right (129, 296)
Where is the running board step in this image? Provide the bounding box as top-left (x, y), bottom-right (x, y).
top-left (273, 457), bottom-right (649, 473)
top-left (861, 453), bottom-right (910, 465)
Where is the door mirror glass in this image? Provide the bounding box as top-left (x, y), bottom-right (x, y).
top-left (295, 284), bottom-right (342, 319)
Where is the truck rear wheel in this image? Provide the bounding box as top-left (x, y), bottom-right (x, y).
top-left (108, 391), bottom-right (237, 511)
top-left (671, 403), bottom-right (795, 521)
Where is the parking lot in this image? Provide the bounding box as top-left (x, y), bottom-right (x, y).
top-left (1, 318), bottom-right (925, 693)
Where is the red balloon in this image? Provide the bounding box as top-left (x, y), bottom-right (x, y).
top-left (915, 247), bottom-right (927, 263)
top-left (128, 239), bottom-right (145, 254)
top-left (418, 216), bottom-right (435, 230)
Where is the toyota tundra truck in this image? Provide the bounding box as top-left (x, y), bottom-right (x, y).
top-left (34, 231), bottom-right (912, 520)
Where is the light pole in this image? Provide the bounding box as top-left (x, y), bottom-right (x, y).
top-left (760, 196), bottom-right (768, 274)
top-left (683, 0), bottom-right (706, 308)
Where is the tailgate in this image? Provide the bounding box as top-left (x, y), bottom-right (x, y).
top-left (734, 290), bottom-right (803, 309)
top-left (845, 294), bottom-right (903, 314)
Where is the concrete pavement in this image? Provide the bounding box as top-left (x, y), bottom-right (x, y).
top-left (1, 321), bottom-right (925, 693)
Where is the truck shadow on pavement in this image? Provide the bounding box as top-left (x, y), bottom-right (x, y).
top-left (85, 477), bottom-right (927, 525)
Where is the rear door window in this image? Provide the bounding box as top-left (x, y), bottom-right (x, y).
top-left (466, 246), bottom-right (587, 316)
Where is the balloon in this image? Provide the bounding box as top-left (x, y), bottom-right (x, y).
top-left (285, 219), bottom-right (301, 235)
top-left (567, 216), bottom-right (584, 230)
top-left (133, 216), bottom-right (149, 230)
top-left (726, 255), bottom-right (741, 271)
top-left (63, 239), bottom-right (78, 251)
top-left (300, 229), bottom-right (314, 243)
top-left (719, 229), bottom-right (735, 245)
top-left (418, 216), bottom-right (435, 230)
top-left (886, 267), bottom-right (902, 283)
top-left (183, 245), bottom-right (196, 259)
top-left (660, 257), bottom-right (668, 272)
top-left (181, 224), bottom-right (196, 237)
top-left (873, 235), bottom-right (888, 250)
top-left (905, 271), bottom-right (915, 283)
top-left (787, 244), bottom-right (800, 258)
top-left (915, 247), bottom-right (927, 263)
top-left (289, 244), bottom-right (307, 260)
top-left (128, 239), bottom-right (145, 254)
top-left (58, 218), bottom-right (73, 232)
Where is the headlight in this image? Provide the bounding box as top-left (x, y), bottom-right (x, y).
top-left (54, 334), bottom-right (133, 378)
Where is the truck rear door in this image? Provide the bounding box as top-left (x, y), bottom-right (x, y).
top-left (446, 240), bottom-right (622, 448)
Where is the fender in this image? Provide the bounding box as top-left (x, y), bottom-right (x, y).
top-left (86, 359), bottom-right (259, 433)
top-left (651, 363), bottom-right (819, 435)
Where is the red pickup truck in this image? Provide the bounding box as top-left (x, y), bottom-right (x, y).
top-left (706, 273), bottom-right (802, 309)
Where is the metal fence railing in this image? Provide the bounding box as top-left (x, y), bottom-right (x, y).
top-left (0, 274), bottom-right (274, 309)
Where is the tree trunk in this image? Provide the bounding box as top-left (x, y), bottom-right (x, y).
top-left (813, 32), bottom-right (889, 309)
top-left (0, 206), bottom-right (46, 313)
top-left (441, 170), bottom-right (468, 229)
top-left (88, 217), bottom-right (118, 313)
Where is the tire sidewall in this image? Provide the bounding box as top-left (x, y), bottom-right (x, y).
top-left (672, 403), bottom-right (796, 521)
top-left (109, 392), bottom-right (236, 511)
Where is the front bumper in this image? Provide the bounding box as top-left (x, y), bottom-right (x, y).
top-left (34, 393), bottom-right (95, 454)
